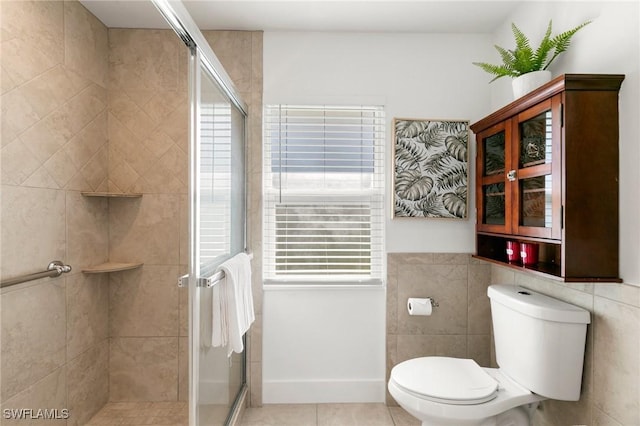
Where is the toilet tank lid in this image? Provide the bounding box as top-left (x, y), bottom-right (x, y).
top-left (488, 285), bottom-right (591, 324)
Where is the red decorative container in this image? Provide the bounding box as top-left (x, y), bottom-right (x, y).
top-left (520, 242), bottom-right (539, 266)
top-left (506, 241), bottom-right (520, 263)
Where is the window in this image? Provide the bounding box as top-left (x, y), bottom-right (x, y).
top-left (263, 105), bottom-right (385, 283)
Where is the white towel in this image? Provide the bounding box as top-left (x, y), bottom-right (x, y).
top-left (211, 253), bottom-right (254, 356)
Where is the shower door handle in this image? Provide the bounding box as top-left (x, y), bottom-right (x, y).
top-left (177, 274), bottom-right (189, 287)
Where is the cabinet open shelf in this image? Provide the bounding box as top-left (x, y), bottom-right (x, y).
top-left (82, 262), bottom-right (143, 274)
top-left (476, 233), bottom-right (562, 279)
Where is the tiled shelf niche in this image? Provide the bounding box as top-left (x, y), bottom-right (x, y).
top-left (81, 191), bottom-right (143, 274)
top-left (82, 262), bottom-right (144, 274)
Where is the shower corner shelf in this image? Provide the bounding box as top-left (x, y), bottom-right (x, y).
top-left (81, 192), bottom-right (143, 198)
top-left (82, 262), bottom-right (144, 274)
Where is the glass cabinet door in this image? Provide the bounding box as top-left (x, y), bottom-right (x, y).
top-left (512, 97), bottom-right (561, 239)
top-left (477, 123), bottom-right (512, 233)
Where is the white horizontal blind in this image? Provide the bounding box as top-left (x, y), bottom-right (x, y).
top-left (263, 105), bottom-right (385, 283)
top-left (200, 101), bottom-right (232, 271)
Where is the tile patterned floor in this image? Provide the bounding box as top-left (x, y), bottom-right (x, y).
top-left (238, 404), bottom-right (420, 426)
top-left (86, 402), bottom-right (420, 426)
top-left (86, 402), bottom-right (188, 426)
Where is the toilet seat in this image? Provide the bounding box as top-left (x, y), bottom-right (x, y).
top-left (390, 357), bottom-right (499, 405)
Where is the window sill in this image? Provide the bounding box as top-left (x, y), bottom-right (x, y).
top-left (263, 278), bottom-right (384, 290)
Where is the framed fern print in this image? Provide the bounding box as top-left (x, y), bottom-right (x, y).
top-left (393, 118), bottom-right (469, 219)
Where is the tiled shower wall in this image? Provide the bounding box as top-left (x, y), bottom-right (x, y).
top-left (1, 1), bottom-right (110, 425)
top-left (385, 253), bottom-right (492, 405)
top-left (106, 27), bottom-right (189, 402)
top-left (1, 2), bottom-right (264, 421)
top-left (105, 29), bottom-right (263, 404)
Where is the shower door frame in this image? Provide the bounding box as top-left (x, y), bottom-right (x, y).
top-left (150, 1), bottom-right (249, 425)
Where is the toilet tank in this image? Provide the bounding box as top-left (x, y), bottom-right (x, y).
top-left (487, 285), bottom-right (590, 401)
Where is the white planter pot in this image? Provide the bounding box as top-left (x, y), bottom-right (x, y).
top-left (512, 70), bottom-right (552, 99)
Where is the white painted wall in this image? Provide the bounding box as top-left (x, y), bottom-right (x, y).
top-left (479, 1), bottom-right (640, 285)
top-left (262, 32), bottom-right (493, 403)
top-left (261, 3), bottom-right (640, 402)
top-left (262, 286), bottom-right (386, 403)
top-left (264, 31), bottom-right (494, 254)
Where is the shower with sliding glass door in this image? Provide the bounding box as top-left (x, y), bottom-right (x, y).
top-left (0, 0), bottom-right (252, 425)
top-left (156, 2), bottom-right (251, 424)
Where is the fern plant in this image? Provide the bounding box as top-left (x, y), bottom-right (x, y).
top-left (473, 20), bottom-right (591, 82)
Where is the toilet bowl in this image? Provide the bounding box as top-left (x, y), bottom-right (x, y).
top-left (388, 285), bottom-right (591, 426)
top-left (388, 357), bottom-right (544, 426)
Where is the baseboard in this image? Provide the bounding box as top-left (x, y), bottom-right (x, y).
top-left (263, 379), bottom-right (385, 404)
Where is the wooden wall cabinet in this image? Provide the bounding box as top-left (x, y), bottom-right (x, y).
top-left (470, 74), bottom-right (624, 282)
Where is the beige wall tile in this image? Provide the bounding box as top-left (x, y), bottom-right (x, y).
top-left (0, 1), bottom-right (64, 72)
top-left (66, 191), bottom-right (108, 270)
top-left (178, 337), bottom-right (188, 402)
top-left (431, 253), bottom-right (471, 264)
top-left (108, 29), bottom-right (181, 92)
top-left (1, 138), bottom-right (42, 185)
top-left (386, 336), bottom-right (398, 406)
top-left (63, 0), bottom-right (108, 88)
top-left (466, 334), bottom-right (491, 367)
top-left (110, 337), bottom-right (179, 402)
top-left (387, 253), bottom-right (494, 409)
top-left (108, 194), bottom-right (180, 265)
top-left (1, 36), bottom-right (58, 92)
top-left (386, 263), bottom-right (398, 335)
top-left (0, 366), bottom-right (67, 426)
top-left (63, 112), bottom-right (108, 173)
top-left (397, 264), bottom-right (468, 335)
top-left (396, 334), bottom-right (466, 363)
top-left (109, 265), bottom-right (180, 337)
top-left (178, 286), bottom-right (188, 337)
top-left (514, 270), bottom-right (593, 311)
top-left (249, 362), bottom-right (262, 408)
top-left (593, 296), bottom-right (640, 425)
top-left (66, 273), bottom-right (109, 360)
top-left (179, 195), bottom-right (188, 267)
top-left (250, 314), bottom-right (263, 367)
top-left (109, 90), bottom-right (158, 142)
top-left (1, 186), bottom-right (66, 279)
top-left (1, 280), bottom-right (66, 402)
top-left (594, 282), bottom-right (640, 308)
top-left (467, 263), bottom-right (492, 334)
top-left (1, 0), bottom-right (110, 413)
top-left (21, 65), bottom-right (90, 120)
top-left (66, 340), bottom-right (109, 426)
top-left (490, 264), bottom-right (516, 284)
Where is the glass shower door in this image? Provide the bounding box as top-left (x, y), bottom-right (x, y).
top-left (188, 50), bottom-right (246, 426)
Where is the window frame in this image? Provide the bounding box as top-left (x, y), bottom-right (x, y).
top-left (262, 104), bottom-right (385, 285)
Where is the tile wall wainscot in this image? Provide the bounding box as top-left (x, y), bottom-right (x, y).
top-left (490, 265), bottom-right (640, 426)
top-left (106, 28), bottom-right (263, 406)
top-left (386, 253), bottom-right (493, 405)
top-left (0, 1), bottom-right (110, 425)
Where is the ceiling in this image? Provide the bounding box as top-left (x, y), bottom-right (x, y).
top-left (79, 0), bottom-right (522, 33)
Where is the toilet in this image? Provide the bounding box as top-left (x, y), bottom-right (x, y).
top-left (388, 285), bottom-right (591, 426)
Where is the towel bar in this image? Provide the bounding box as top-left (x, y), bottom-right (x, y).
top-left (177, 252), bottom-right (252, 288)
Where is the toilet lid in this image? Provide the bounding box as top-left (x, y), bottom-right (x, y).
top-left (391, 357), bottom-right (498, 405)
